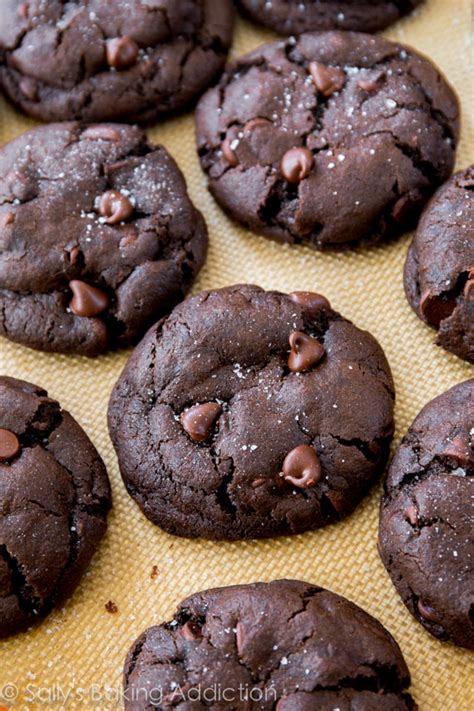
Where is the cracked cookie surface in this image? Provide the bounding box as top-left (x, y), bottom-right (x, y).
top-left (236, 0), bottom-right (424, 35)
top-left (123, 579), bottom-right (416, 710)
top-left (404, 166), bottom-right (474, 363)
top-left (0, 376), bottom-right (111, 638)
top-left (0, 122), bottom-right (208, 356)
top-left (0, 0), bottom-right (234, 123)
top-left (195, 31), bottom-right (459, 250)
top-left (108, 284), bottom-right (395, 540)
top-left (378, 380), bottom-right (474, 650)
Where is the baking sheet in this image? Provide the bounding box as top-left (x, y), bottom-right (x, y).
top-left (0, 0), bottom-right (473, 708)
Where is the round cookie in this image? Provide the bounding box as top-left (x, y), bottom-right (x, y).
top-left (109, 284), bottom-right (395, 540)
top-left (0, 0), bottom-right (234, 123)
top-left (0, 122), bottom-right (208, 357)
top-left (237, 0), bottom-right (424, 35)
top-left (196, 31), bottom-right (459, 250)
top-left (378, 380), bottom-right (474, 650)
top-left (123, 579), bottom-right (416, 710)
top-left (404, 166), bottom-right (474, 363)
top-left (0, 376), bottom-right (111, 638)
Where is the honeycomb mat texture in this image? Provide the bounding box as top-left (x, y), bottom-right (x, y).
top-left (0, 1), bottom-right (473, 708)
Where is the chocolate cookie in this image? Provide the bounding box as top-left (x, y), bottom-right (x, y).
top-left (404, 166), bottom-right (474, 363)
top-left (123, 579), bottom-right (416, 710)
top-left (0, 0), bottom-right (234, 123)
top-left (109, 284), bottom-right (395, 540)
top-left (0, 376), bottom-right (111, 638)
top-left (196, 32), bottom-right (459, 250)
top-left (237, 0), bottom-right (424, 35)
top-left (378, 380), bottom-right (474, 650)
top-left (0, 122), bottom-right (208, 356)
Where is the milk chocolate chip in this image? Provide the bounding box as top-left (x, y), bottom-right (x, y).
top-left (288, 331), bottom-right (325, 372)
top-left (404, 504), bottom-right (419, 527)
top-left (442, 436), bottom-right (470, 467)
top-left (0, 429), bottom-right (21, 462)
top-left (106, 36), bottom-right (139, 70)
top-left (97, 190), bottom-right (134, 225)
top-left (222, 136), bottom-right (239, 167)
top-left (69, 280), bottom-right (109, 318)
top-left (419, 289), bottom-right (456, 327)
top-left (181, 620), bottom-right (203, 641)
top-left (289, 291), bottom-right (331, 317)
top-left (180, 403), bottom-right (222, 442)
top-left (417, 599), bottom-right (441, 624)
top-left (309, 62), bottom-right (345, 97)
top-left (243, 118), bottom-right (272, 133)
top-left (82, 125), bottom-right (120, 142)
top-left (282, 444), bottom-right (321, 488)
top-left (281, 147), bottom-right (314, 184)
top-left (236, 621), bottom-right (246, 656)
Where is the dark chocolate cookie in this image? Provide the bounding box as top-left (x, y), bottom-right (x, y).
top-left (404, 166), bottom-right (474, 363)
top-left (196, 32), bottom-right (459, 250)
top-left (109, 284), bottom-right (395, 540)
top-left (123, 579), bottom-right (416, 710)
top-left (0, 376), bottom-right (111, 638)
top-left (378, 380), bottom-right (474, 650)
top-left (0, 122), bottom-right (208, 356)
top-left (237, 0), bottom-right (424, 35)
top-left (0, 0), bottom-right (234, 123)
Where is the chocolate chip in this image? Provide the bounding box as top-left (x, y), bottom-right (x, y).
top-left (69, 280), bottom-right (109, 318)
top-left (282, 444), bottom-right (321, 488)
top-left (105, 600), bottom-right (118, 614)
top-left (308, 134), bottom-right (329, 150)
top-left (405, 504), bottom-right (419, 526)
top-left (289, 291), bottom-right (331, 317)
top-left (0, 429), bottom-right (21, 462)
top-left (68, 246), bottom-right (81, 265)
top-left (392, 190), bottom-right (422, 223)
top-left (97, 190), bottom-right (134, 225)
top-left (464, 268), bottom-right (474, 299)
top-left (7, 170), bottom-right (36, 202)
top-left (82, 125), bottom-right (120, 142)
top-left (458, 173), bottom-right (474, 189)
top-left (243, 117), bottom-right (272, 133)
top-left (324, 490), bottom-right (348, 514)
top-left (281, 147), bottom-right (314, 184)
top-left (357, 71), bottom-right (385, 93)
top-left (19, 76), bottom-right (38, 101)
top-left (181, 620), bottom-right (202, 641)
top-left (119, 229), bottom-right (138, 250)
top-left (106, 159), bottom-right (131, 174)
top-left (442, 436), bottom-right (470, 468)
top-left (309, 62), bottom-right (345, 97)
top-left (357, 77), bottom-right (379, 93)
top-left (106, 36), bottom-right (139, 70)
top-left (162, 686), bottom-right (191, 705)
top-left (419, 289), bottom-right (456, 327)
top-left (1, 212), bottom-right (15, 227)
top-left (417, 599), bottom-right (440, 624)
top-left (288, 331), bottom-right (325, 372)
top-left (235, 621), bottom-right (246, 656)
top-left (180, 402), bottom-right (222, 442)
top-left (18, 2), bottom-right (29, 18)
top-left (222, 136), bottom-right (239, 167)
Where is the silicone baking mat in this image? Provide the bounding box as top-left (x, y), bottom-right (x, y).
top-left (0, 1), bottom-right (473, 708)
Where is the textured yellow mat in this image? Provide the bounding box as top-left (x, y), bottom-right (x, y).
top-left (0, 1), bottom-right (473, 709)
